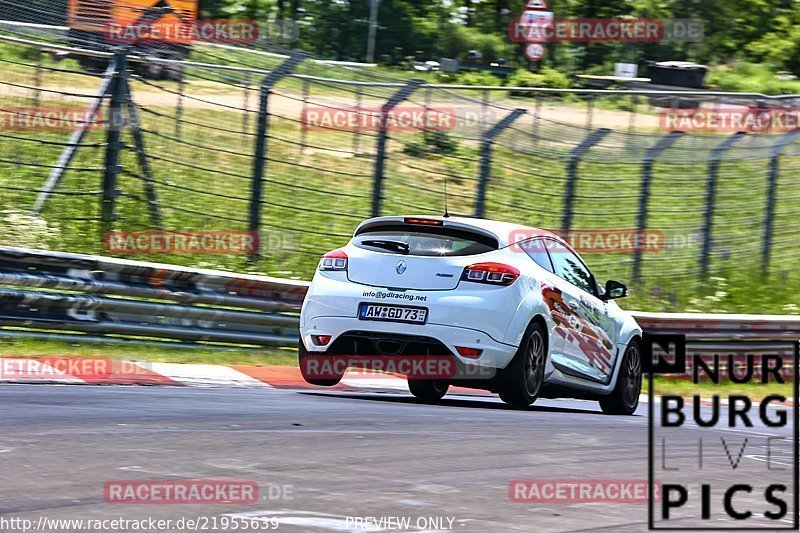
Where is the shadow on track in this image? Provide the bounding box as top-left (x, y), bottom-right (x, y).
top-left (299, 391), bottom-right (620, 416)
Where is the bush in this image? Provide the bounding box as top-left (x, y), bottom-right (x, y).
top-left (507, 67), bottom-right (571, 89)
top-left (456, 70), bottom-right (503, 87)
top-left (403, 130), bottom-right (460, 158)
top-left (706, 62), bottom-right (800, 94)
top-left (440, 24), bottom-right (510, 63)
top-left (435, 70), bottom-right (502, 86)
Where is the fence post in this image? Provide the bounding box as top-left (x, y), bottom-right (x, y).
top-left (700, 131), bottom-right (747, 277)
top-left (242, 72), bottom-right (251, 135)
top-left (628, 95), bottom-right (638, 134)
top-left (632, 131), bottom-right (683, 281)
top-left (474, 108), bottom-right (526, 218)
top-left (762, 129), bottom-right (800, 275)
top-left (353, 85), bottom-right (363, 156)
top-left (33, 59), bottom-right (116, 214)
top-left (532, 93), bottom-right (542, 146)
top-left (32, 47), bottom-right (42, 108)
top-left (101, 51), bottom-right (127, 235)
top-left (249, 53), bottom-right (305, 243)
top-left (299, 77), bottom-right (310, 154)
top-left (480, 88), bottom-right (489, 135)
top-left (371, 79), bottom-right (423, 217)
top-left (175, 68), bottom-right (185, 138)
top-left (121, 74), bottom-right (163, 228)
top-left (561, 128), bottom-right (611, 233)
top-left (586, 94), bottom-right (595, 130)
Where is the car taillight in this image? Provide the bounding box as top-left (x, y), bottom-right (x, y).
top-left (312, 335), bottom-right (332, 346)
top-left (319, 249), bottom-right (348, 271)
top-left (456, 346), bottom-right (483, 359)
top-left (461, 262), bottom-right (519, 286)
top-left (404, 217), bottom-right (444, 226)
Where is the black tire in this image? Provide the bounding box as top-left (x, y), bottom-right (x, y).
top-left (497, 321), bottom-right (547, 407)
top-left (600, 339), bottom-right (643, 415)
top-left (408, 379), bottom-right (449, 402)
top-left (298, 343), bottom-right (344, 387)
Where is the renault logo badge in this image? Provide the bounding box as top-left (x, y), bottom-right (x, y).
top-left (396, 260), bottom-right (407, 275)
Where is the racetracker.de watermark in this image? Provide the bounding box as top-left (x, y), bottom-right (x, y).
top-left (104, 230), bottom-right (260, 255)
top-left (0, 108), bottom-right (102, 131)
top-left (103, 480), bottom-right (289, 505)
top-left (509, 229), bottom-right (665, 254)
top-left (302, 106), bottom-right (458, 132)
top-left (509, 18), bottom-right (703, 43)
top-left (0, 357), bottom-right (112, 379)
top-left (661, 107), bottom-right (800, 133)
top-left (300, 354), bottom-right (495, 380)
top-left (509, 479), bottom-right (660, 504)
top-left (105, 19), bottom-right (261, 44)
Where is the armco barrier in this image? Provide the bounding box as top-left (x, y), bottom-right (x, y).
top-left (0, 246), bottom-right (306, 347)
top-left (632, 311), bottom-right (800, 339)
top-left (0, 246), bottom-right (798, 352)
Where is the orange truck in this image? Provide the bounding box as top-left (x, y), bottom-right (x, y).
top-left (67, 0), bottom-right (198, 78)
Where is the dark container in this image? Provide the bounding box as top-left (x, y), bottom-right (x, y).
top-left (646, 61), bottom-right (708, 88)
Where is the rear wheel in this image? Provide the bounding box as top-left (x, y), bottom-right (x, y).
top-left (298, 342), bottom-right (344, 387)
top-left (408, 379), bottom-right (449, 402)
top-left (600, 339), bottom-right (642, 415)
top-left (497, 321), bottom-right (546, 407)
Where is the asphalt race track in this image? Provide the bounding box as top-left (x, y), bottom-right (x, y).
top-left (0, 385), bottom-right (795, 532)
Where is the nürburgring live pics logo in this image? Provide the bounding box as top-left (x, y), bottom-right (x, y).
top-left (644, 333), bottom-right (799, 530)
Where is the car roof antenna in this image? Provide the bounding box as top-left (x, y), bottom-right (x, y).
top-left (443, 173), bottom-right (450, 218)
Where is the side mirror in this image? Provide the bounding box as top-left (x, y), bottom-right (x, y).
top-left (602, 280), bottom-right (628, 301)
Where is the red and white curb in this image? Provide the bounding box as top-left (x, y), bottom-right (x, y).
top-left (0, 357), bottom-right (490, 396)
top-left (1, 358), bottom-right (790, 405)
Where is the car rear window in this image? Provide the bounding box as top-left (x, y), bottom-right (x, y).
top-left (354, 224), bottom-right (498, 257)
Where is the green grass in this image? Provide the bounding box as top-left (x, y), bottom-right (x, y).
top-left (645, 376), bottom-right (794, 401)
top-left (0, 337), bottom-right (297, 366)
top-left (1, 42), bottom-right (799, 317)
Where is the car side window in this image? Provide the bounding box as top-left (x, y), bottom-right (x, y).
top-left (519, 238), bottom-right (554, 273)
top-left (547, 241), bottom-right (595, 295)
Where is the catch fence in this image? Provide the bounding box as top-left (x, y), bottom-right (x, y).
top-left (1, 20), bottom-right (800, 313)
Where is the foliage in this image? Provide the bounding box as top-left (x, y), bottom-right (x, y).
top-left (403, 130), bottom-right (460, 157)
top-left (198, 0), bottom-right (800, 81)
top-left (506, 67), bottom-right (571, 89)
top-left (706, 62), bottom-right (800, 95)
top-left (440, 69), bottom-right (504, 87)
top-left (439, 23), bottom-right (512, 63)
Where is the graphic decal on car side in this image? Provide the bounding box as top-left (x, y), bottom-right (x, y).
top-left (542, 284), bottom-right (615, 376)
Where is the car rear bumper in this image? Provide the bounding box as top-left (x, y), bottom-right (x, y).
top-left (301, 315), bottom-right (517, 370)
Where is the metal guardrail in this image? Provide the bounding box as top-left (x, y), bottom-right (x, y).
top-left (632, 311), bottom-right (800, 340)
top-left (0, 247), bottom-right (798, 353)
top-left (0, 246), bottom-right (306, 348)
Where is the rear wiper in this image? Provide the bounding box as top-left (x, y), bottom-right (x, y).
top-left (361, 239), bottom-right (410, 254)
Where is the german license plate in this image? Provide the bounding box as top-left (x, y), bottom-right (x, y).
top-left (358, 303), bottom-right (428, 324)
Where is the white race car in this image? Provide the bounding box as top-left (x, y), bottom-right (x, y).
top-left (299, 216), bottom-right (643, 414)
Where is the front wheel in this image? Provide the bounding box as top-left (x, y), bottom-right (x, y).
top-left (408, 379), bottom-right (449, 402)
top-left (599, 339), bottom-right (642, 415)
top-left (298, 343), bottom-right (344, 387)
top-left (497, 321), bottom-right (547, 407)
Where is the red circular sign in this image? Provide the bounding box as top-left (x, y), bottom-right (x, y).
top-left (525, 43), bottom-right (545, 61)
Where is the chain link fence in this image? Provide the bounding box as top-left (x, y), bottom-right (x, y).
top-left (1, 14), bottom-right (800, 312)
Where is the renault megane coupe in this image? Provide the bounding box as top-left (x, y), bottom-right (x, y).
top-left (299, 215), bottom-right (643, 414)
